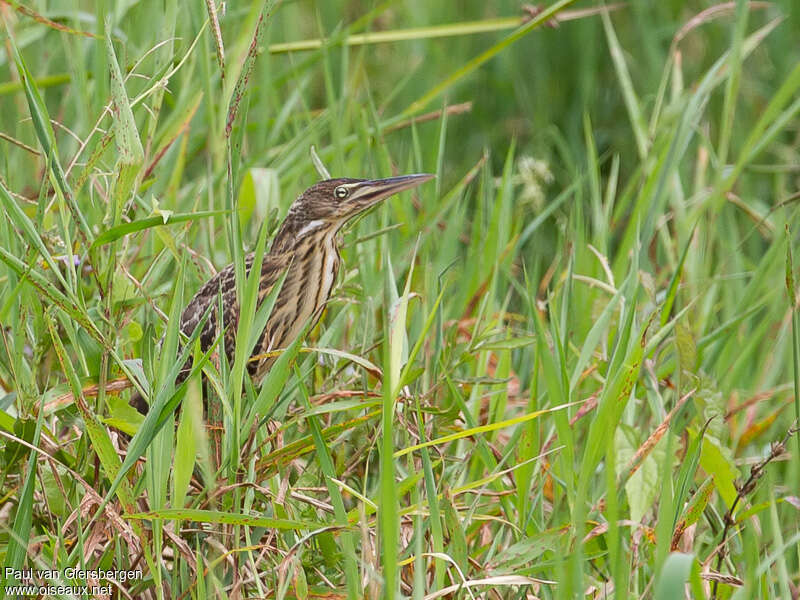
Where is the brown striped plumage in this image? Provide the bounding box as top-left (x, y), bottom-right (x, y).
top-left (179, 218), bottom-right (341, 380)
top-left (132, 174), bottom-right (432, 411)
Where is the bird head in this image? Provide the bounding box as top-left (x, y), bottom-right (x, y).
top-left (269, 173), bottom-right (434, 252)
top-left (293, 173), bottom-right (434, 224)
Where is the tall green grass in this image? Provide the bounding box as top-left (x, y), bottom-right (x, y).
top-left (1, 1), bottom-right (799, 598)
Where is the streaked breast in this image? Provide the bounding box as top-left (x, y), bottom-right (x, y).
top-left (253, 233), bottom-right (340, 375)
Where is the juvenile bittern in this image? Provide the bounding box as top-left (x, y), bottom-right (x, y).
top-left (133, 173), bottom-right (433, 411)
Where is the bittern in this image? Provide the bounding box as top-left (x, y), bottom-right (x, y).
top-left (133, 173), bottom-right (433, 412)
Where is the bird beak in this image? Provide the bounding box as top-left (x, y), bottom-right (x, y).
top-left (348, 173), bottom-right (434, 212)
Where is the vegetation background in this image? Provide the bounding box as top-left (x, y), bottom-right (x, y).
top-left (0, 0), bottom-right (798, 598)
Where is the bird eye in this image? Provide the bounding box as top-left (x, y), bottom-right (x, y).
top-left (334, 186), bottom-right (349, 199)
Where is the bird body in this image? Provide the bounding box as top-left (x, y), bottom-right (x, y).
top-left (179, 221), bottom-right (341, 380)
top-left (169, 174), bottom-right (432, 389)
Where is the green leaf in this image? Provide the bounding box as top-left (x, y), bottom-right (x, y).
top-left (103, 395), bottom-right (146, 436)
top-left (106, 25), bottom-right (144, 223)
top-left (787, 225), bottom-right (797, 308)
top-left (0, 247), bottom-right (104, 344)
top-left (615, 425), bottom-right (663, 523)
top-left (441, 489), bottom-right (468, 571)
top-left (99, 283), bottom-right (215, 512)
top-left (671, 419), bottom-right (712, 531)
top-left (699, 435), bottom-right (739, 510)
top-left (602, 8), bottom-right (647, 158)
top-left (295, 367), bottom-right (361, 600)
top-left (675, 322), bottom-right (697, 376)
top-left (6, 30), bottom-right (92, 241)
top-left (47, 311), bottom-right (136, 511)
top-left (172, 390), bottom-right (198, 510)
top-left (0, 179), bottom-right (69, 292)
top-left (654, 553), bottom-right (699, 600)
top-left (126, 508), bottom-right (330, 530)
top-left (305, 347), bottom-right (381, 378)
top-left (684, 478), bottom-right (715, 529)
top-left (90, 210), bottom-right (228, 249)
top-left (394, 401), bottom-right (576, 458)
top-left (229, 219), bottom-right (279, 457)
top-left (2, 403), bottom-right (43, 591)
top-left (244, 329), bottom-right (304, 430)
top-left (488, 529), bottom-right (562, 571)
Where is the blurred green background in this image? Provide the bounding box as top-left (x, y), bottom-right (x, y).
top-left (1, 1), bottom-right (799, 598)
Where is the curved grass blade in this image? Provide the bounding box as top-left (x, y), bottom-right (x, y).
top-left (394, 401), bottom-right (579, 458)
top-left (6, 30), bottom-right (92, 243)
top-left (90, 210), bottom-right (229, 248)
top-left (0, 247), bottom-right (104, 343)
top-left (126, 508), bottom-right (330, 530)
top-left (106, 25), bottom-right (144, 226)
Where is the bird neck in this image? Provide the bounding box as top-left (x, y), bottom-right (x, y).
top-left (269, 213), bottom-right (340, 255)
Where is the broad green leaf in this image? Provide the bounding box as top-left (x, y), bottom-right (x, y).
top-left (699, 436), bottom-right (739, 509)
top-left (616, 425), bottom-right (662, 523)
top-left (654, 553), bottom-right (701, 600)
